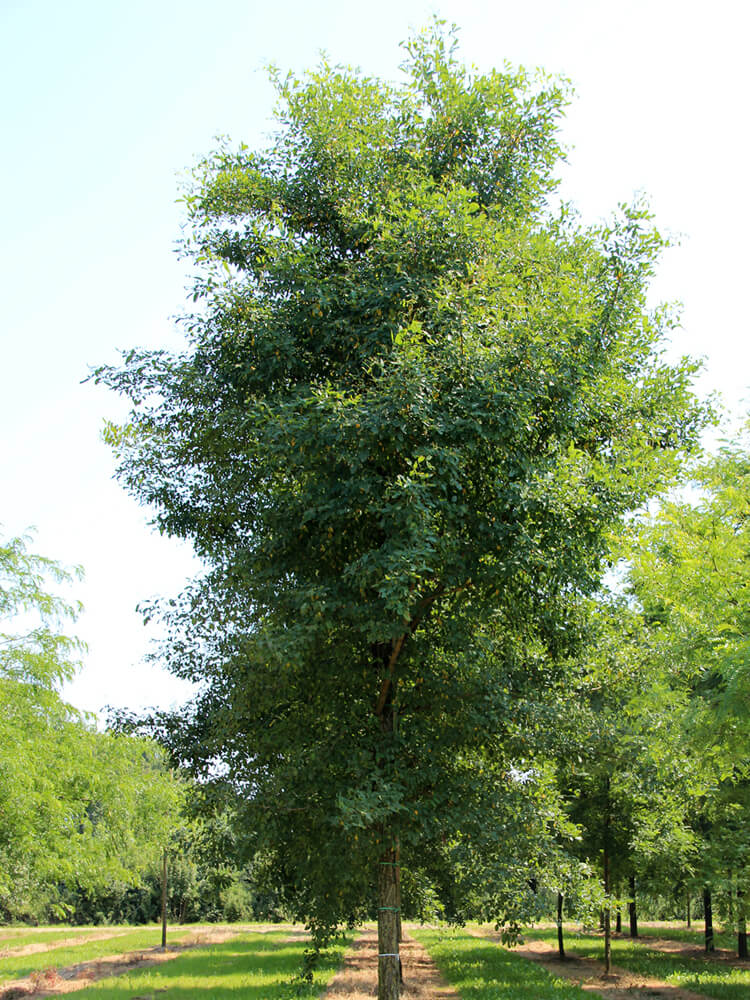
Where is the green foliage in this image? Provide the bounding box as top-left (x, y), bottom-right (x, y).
top-left (94, 23), bottom-right (705, 943)
top-left (0, 531), bottom-right (183, 922)
top-left (554, 597), bottom-right (702, 894)
top-left (629, 427), bottom-right (750, 917)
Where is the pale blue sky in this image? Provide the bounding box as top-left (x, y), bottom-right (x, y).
top-left (1, 0), bottom-right (748, 718)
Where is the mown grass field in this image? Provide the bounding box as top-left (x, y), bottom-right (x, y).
top-left (63, 931), bottom-right (349, 1000)
top-left (523, 925), bottom-right (750, 1000)
top-left (0, 926), bottom-right (127, 949)
top-left (637, 922), bottom-right (736, 951)
top-left (414, 926), bottom-right (591, 1000)
top-left (0, 924), bottom-right (202, 983)
top-left (2, 919), bottom-right (748, 1000)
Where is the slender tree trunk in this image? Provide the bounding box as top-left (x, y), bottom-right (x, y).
top-left (615, 905), bottom-right (622, 934)
top-left (395, 836), bottom-right (403, 984)
top-left (377, 692), bottom-right (400, 1000)
top-left (629, 873), bottom-right (638, 937)
top-left (604, 843), bottom-right (612, 974)
top-left (557, 893), bottom-right (565, 961)
top-left (603, 781), bottom-right (612, 975)
top-left (686, 892), bottom-right (691, 928)
top-left (704, 887), bottom-right (714, 953)
top-left (738, 888), bottom-right (748, 960)
top-left (161, 849), bottom-right (168, 949)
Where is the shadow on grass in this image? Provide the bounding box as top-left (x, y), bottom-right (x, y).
top-left (70, 932), bottom-right (346, 1000)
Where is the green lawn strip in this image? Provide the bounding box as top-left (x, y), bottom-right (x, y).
top-left (0, 927), bottom-right (133, 951)
top-left (64, 931), bottom-right (350, 1000)
top-left (636, 923), bottom-right (735, 951)
top-left (523, 927), bottom-right (750, 1000)
top-left (412, 926), bottom-right (590, 1000)
top-left (0, 925), bottom-right (201, 983)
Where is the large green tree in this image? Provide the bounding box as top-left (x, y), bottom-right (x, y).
top-left (97, 26), bottom-right (704, 998)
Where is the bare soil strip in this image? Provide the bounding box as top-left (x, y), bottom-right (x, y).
top-left (323, 928), bottom-right (460, 1000)
top-left (0, 927), bottom-right (248, 999)
top-left (473, 928), bottom-right (713, 1000)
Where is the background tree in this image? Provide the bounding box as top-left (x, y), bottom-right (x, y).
top-left (96, 24), bottom-right (705, 998)
top-left (0, 530), bottom-right (183, 922)
top-left (629, 425), bottom-right (750, 956)
top-left (552, 597), bottom-right (699, 970)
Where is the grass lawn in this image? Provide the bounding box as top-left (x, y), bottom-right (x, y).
top-left (0, 925), bottom-right (203, 983)
top-left (0, 926), bottom-right (128, 949)
top-left (64, 931), bottom-right (349, 999)
top-left (637, 922), bottom-right (736, 951)
top-left (413, 926), bottom-right (591, 999)
top-left (523, 926), bottom-right (750, 1000)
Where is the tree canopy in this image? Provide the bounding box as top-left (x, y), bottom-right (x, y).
top-left (96, 25), bottom-right (706, 998)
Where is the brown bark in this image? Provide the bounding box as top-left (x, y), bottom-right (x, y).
top-left (603, 843), bottom-right (611, 974)
top-left (378, 849), bottom-right (401, 1000)
top-left (704, 887), bottom-right (714, 953)
top-left (686, 891), bottom-right (691, 928)
top-left (603, 781), bottom-right (611, 974)
top-left (161, 849), bottom-right (168, 949)
top-left (738, 887), bottom-right (748, 959)
top-left (376, 665), bottom-right (400, 1000)
top-left (629, 873), bottom-right (638, 937)
top-left (556, 892), bottom-right (565, 960)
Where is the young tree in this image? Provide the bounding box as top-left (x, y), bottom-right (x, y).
top-left (96, 26), bottom-right (704, 998)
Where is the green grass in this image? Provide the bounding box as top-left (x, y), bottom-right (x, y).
top-left (0, 925), bottom-right (198, 983)
top-left (637, 922), bottom-right (736, 951)
top-left (522, 926), bottom-right (750, 1000)
top-left (0, 927), bottom-right (127, 949)
top-left (413, 926), bottom-right (591, 999)
top-left (62, 931), bottom-right (349, 999)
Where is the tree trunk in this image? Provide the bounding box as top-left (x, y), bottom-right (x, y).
top-left (704, 887), bottom-right (714, 953)
top-left (686, 892), bottom-right (691, 928)
top-left (557, 892), bottom-right (566, 960)
top-left (161, 849), bottom-right (168, 949)
top-left (377, 691), bottom-right (400, 1000)
top-left (603, 783), bottom-right (611, 975)
top-left (738, 888), bottom-right (748, 960)
top-left (395, 837), bottom-right (403, 983)
top-left (629, 873), bottom-right (638, 937)
top-left (378, 848), bottom-right (401, 1000)
top-left (615, 907), bottom-right (622, 934)
top-left (604, 845), bottom-right (611, 974)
